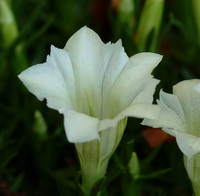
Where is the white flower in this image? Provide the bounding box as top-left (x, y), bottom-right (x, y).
top-left (142, 79), bottom-right (200, 158)
top-left (18, 26), bottom-right (161, 143)
top-left (142, 79), bottom-right (200, 195)
top-left (18, 26), bottom-right (162, 194)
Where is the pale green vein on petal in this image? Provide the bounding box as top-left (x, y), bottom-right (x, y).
top-left (64, 26), bottom-right (105, 114)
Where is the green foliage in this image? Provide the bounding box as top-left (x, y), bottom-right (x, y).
top-left (0, 0), bottom-right (199, 195)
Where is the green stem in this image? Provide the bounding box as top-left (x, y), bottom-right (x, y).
top-left (136, 0), bottom-right (164, 52)
top-left (184, 154), bottom-right (200, 196)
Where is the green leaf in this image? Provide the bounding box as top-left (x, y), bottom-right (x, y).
top-left (139, 168), bottom-right (172, 179)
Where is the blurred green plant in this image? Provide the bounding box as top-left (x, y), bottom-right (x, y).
top-left (118, 0), bottom-right (135, 36)
top-left (136, 0), bottom-right (164, 52)
top-left (192, 0), bottom-right (200, 45)
top-left (0, 0), bottom-right (18, 48)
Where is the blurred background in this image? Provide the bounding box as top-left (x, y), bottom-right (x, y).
top-left (0, 0), bottom-right (200, 195)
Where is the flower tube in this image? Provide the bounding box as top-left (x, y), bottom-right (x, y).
top-left (18, 26), bottom-right (162, 194)
top-left (142, 79), bottom-right (200, 196)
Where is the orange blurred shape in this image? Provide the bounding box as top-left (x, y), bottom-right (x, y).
top-left (142, 128), bottom-right (175, 148)
top-left (111, 0), bottom-right (120, 10)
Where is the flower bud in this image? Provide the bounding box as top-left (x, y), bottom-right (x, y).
top-left (136, 0), bottom-right (164, 52)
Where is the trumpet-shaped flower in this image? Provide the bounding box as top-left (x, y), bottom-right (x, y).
top-left (142, 79), bottom-right (200, 195)
top-left (18, 26), bottom-right (162, 194)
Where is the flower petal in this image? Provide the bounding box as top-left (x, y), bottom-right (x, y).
top-left (105, 53), bottom-right (162, 117)
top-left (176, 132), bottom-right (200, 158)
top-left (142, 90), bottom-right (184, 136)
top-left (64, 26), bottom-right (129, 118)
top-left (159, 89), bottom-right (185, 122)
top-left (101, 40), bottom-right (129, 106)
top-left (64, 26), bottom-right (105, 114)
top-left (62, 110), bottom-right (100, 143)
top-left (18, 46), bottom-right (75, 111)
top-left (131, 78), bottom-right (160, 104)
top-left (48, 45), bottom-right (76, 105)
top-left (173, 79), bottom-right (200, 137)
top-left (63, 104), bottom-right (160, 143)
top-left (99, 104), bottom-right (160, 131)
top-left (184, 155), bottom-right (195, 181)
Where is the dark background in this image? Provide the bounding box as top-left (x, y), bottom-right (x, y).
top-left (0, 0), bottom-right (199, 195)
